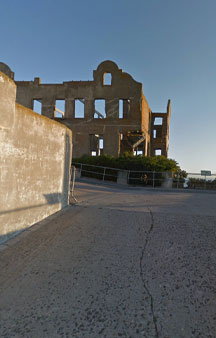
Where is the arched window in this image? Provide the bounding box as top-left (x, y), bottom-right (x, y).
top-left (103, 72), bottom-right (112, 85)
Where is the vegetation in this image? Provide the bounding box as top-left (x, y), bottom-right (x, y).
top-left (187, 178), bottom-right (216, 190)
top-left (72, 153), bottom-right (180, 172)
top-left (72, 153), bottom-right (183, 185)
top-left (72, 154), bottom-right (216, 190)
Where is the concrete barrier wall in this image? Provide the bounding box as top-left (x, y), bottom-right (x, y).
top-left (0, 71), bottom-right (72, 244)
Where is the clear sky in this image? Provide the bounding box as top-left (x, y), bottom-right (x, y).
top-left (1, 0), bottom-right (216, 173)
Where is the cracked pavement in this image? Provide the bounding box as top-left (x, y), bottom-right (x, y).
top-left (0, 182), bottom-right (216, 337)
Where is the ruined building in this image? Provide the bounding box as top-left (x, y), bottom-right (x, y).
top-left (0, 61), bottom-right (171, 158)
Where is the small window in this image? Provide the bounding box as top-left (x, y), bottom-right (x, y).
top-left (119, 100), bottom-right (123, 118)
top-left (123, 99), bottom-right (130, 118)
top-left (99, 138), bottom-right (103, 149)
top-left (134, 150), bottom-right (143, 156)
top-left (75, 99), bottom-right (84, 118)
top-left (89, 134), bottom-right (103, 156)
top-left (154, 117), bottom-right (163, 125)
top-left (153, 130), bottom-right (157, 138)
top-left (103, 73), bottom-right (112, 85)
top-left (94, 99), bottom-right (106, 118)
top-left (55, 100), bottom-right (65, 118)
top-left (33, 99), bottom-right (42, 115)
top-left (155, 149), bottom-right (162, 156)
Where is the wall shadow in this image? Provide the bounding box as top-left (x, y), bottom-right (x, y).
top-left (0, 132), bottom-right (72, 246)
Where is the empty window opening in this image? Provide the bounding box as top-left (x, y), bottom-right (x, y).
top-left (119, 100), bottom-right (123, 118)
top-left (123, 99), bottom-right (130, 118)
top-left (155, 149), bottom-right (162, 156)
top-left (154, 117), bottom-right (163, 125)
top-left (134, 150), bottom-right (143, 156)
top-left (153, 129), bottom-right (157, 138)
top-left (94, 99), bottom-right (106, 118)
top-left (55, 100), bottom-right (65, 118)
top-left (103, 73), bottom-right (112, 85)
top-left (75, 99), bottom-right (84, 118)
top-left (99, 138), bottom-right (103, 150)
top-left (33, 99), bottom-right (42, 115)
top-left (90, 134), bottom-right (103, 156)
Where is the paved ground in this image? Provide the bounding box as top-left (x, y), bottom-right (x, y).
top-left (0, 182), bottom-right (215, 338)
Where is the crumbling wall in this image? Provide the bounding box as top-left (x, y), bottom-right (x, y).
top-left (2, 60), bottom-right (171, 159)
top-left (15, 61), bottom-right (148, 157)
top-left (150, 100), bottom-right (171, 157)
top-left (0, 71), bottom-right (72, 244)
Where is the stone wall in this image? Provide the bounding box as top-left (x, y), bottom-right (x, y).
top-left (0, 71), bottom-right (72, 244)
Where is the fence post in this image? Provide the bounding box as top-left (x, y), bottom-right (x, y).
top-left (103, 167), bottom-right (106, 181)
top-left (177, 173), bottom-right (179, 189)
top-left (153, 171), bottom-right (155, 188)
top-left (70, 166), bottom-right (77, 203)
top-left (80, 163), bottom-right (83, 177)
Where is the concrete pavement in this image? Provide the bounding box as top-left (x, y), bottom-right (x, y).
top-left (0, 182), bottom-right (215, 337)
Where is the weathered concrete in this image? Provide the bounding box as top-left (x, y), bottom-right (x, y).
top-left (0, 61), bottom-right (171, 158)
top-left (0, 71), bottom-right (72, 244)
top-left (0, 182), bottom-right (215, 337)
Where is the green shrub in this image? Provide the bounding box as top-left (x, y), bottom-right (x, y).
top-left (72, 154), bottom-right (182, 185)
top-left (73, 154), bottom-right (180, 172)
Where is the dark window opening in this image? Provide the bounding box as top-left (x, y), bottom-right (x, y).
top-left (103, 73), bottom-right (112, 85)
top-left (90, 134), bottom-right (104, 156)
top-left (75, 99), bottom-right (84, 118)
top-left (123, 99), bottom-right (130, 118)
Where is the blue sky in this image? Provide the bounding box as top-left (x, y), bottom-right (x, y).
top-left (1, 0), bottom-right (216, 173)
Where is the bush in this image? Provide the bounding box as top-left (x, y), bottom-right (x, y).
top-left (73, 154), bottom-right (180, 172)
top-left (72, 154), bottom-right (182, 185)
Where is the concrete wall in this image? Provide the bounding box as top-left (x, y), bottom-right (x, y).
top-left (0, 71), bottom-right (72, 244)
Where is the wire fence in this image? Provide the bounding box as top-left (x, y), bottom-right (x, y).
top-left (73, 162), bottom-right (216, 190)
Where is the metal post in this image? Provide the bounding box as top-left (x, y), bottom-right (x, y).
top-left (177, 173), bottom-right (179, 189)
top-left (70, 166), bottom-right (78, 203)
top-left (103, 167), bottom-right (106, 181)
top-left (80, 163), bottom-right (83, 177)
top-left (153, 171), bottom-right (155, 188)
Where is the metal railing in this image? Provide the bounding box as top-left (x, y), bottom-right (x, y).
top-left (73, 162), bottom-right (120, 182)
top-left (72, 162), bottom-right (216, 190)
